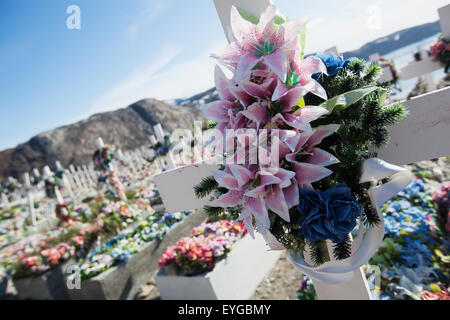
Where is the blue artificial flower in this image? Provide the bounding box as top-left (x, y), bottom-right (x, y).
top-left (297, 185), bottom-right (361, 243)
top-left (313, 53), bottom-right (353, 80)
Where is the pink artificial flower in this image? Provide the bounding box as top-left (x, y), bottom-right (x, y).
top-left (211, 164), bottom-right (296, 229)
top-left (430, 41), bottom-right (447, 58)
top-left (213, 5), bottom-right (301, 81)
top-left (211, 5), bottom-right (327, 98)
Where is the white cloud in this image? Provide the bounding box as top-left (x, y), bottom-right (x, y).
top-left (89, 41), bottom-right (226, 114)
top-left (128, 0), bottom-right (166, 41)
top-left (90, 44), bottom-right (182, 113)
top-left (142, 42), bottom-right (227, 100)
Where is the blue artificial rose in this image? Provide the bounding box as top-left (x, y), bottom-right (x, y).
top-left (297, 185), bottom-right (361, 243)
top-left (313, 53), bottom-right (352, 80)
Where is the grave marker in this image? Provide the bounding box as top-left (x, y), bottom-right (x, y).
top-left (23, 172), bottom-right (37, 226)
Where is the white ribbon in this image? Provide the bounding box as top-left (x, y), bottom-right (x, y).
top-left (259, 158), bottom-right (412, 285)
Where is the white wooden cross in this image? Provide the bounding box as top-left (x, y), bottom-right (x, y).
top-left (1, 193), bottom-right (9, 209)
top-left (153, 0), bottom-right (450, 300)
top-left (56, 161), bottom-right (75, 199)
top-left (23, 172), bottom-right (37, 226)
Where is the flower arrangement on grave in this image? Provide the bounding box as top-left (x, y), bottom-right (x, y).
top-left (77, 210), bottom-right (193, 280)
top-left (433, 182), bottom-right (450, 234)
top-left (158, 220), bottom-right (247, 276)
top-left (0, 223), bottom-right (97, 279)
top-left (152, 134), bottom-right (171, 157)
top-left (93, 145), bottom-right (114, 172)
top-left (72, 198), bottom-right (138, 236)
top-left (44, 175), bottom-right (61, 199)
top-left (31, 174), bottom-right (42, 186)
top-left (430, 36), bottom-right (450, 73)
top-left (0, 207), bottom-right (14, 222)
top-left (407, 77), bottom-right (429, 100)
top-left (4, 178), bottom-right (19, 194)
top-left (193, 5), bottom-right (411, 283)
top-left (378, 56), bottom-right (400, 89)
top-left (93, 145), bottom-right (127, 201)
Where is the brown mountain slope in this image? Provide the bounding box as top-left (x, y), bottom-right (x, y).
top-left (0, 98), bottom-right (202, 180)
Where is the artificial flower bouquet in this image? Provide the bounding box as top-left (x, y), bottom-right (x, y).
top-left (0, 207), bottom-right (15, 222)
top-left (93, 144), bottom-right (128, 201)
top-left (194, 5), bottom-right (411, 282)
top-left (78, 210), bottom-right (193, 280)
top-left (93, 145), bottom-right (115, 172)
top-left (1, 223), bottom-right (96, 279)
top-left (433, 182), bottom-right (450, 234)
top-left (152, 133), bottom-right (171, 157)
top-left (407, 77), bottom-right (429, 100)
top-left (72, 197), bottom-right (138, 237)
top-left (158, 220), bottom-right (247, 276)
top-left (430, 36), bottom-right (450, 73)
top-left (378, 57), bottom-right (400, 89)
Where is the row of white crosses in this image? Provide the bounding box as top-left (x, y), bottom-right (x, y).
top-left (370, 4), bottom-right (450, 89)
top-left (154, 0), bottom-right (450, 300)
top-left (0, 121), bottom-right (177, 234)
top-left (0, 123), bottom-right (172, 210)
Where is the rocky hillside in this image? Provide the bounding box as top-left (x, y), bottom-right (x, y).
top-left (0, 99), bottom-right (201, 180)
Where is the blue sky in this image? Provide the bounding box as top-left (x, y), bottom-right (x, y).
top-left (0, 0), bottom-right (447, 151)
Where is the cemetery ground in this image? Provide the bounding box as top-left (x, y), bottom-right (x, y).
top-left (134, 159), bottom-right (450, 301)
top-left (1, 157), bottom-right (448, 300)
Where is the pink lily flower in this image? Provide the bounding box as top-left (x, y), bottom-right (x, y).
top-left (284, 124), bottom-right (340, 187)
top-left (211, 164), bottom-right (297, 229)
top-left (213, 5), bottom-right (307, 83)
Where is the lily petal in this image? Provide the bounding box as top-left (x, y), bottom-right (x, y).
top-left (279, 86), bottom-right (310, 112)
top-left (202, 101), bottom-right (231, 122)
top-left (241, 102), bottom-right (269, 126)
top-left (264, 50), bottom-right (288, 83)
top-left (272, 113), bottom-right (312, 132)
top-left (237, 212), bottom-right (255, 238)
top-left (244, 196), bottom-right (270, 229)
top-left (306, 148), bottom-right (340, 167)
top-left (241, 80), bottom-right (272, 99)
top-left (279, 18), bottom-right (307, 44)
top-left (237, 53), bottom-right (261, 83)
top-left (304, 124), bottom-right (340, 151)
top-left (230, 6), bottom-right (256, 44)
top-left (230, 85), bottom-right (255, 107)
top-left (266, 185), bottom-right (290, 222)
top-left (286, 157), bottom-right (333, 185)
top-left (284, 178), bottom-right (300, 208)
top-left (229, 164), bottom-right (254, 187)
top-left (294, 106), bottom-right (328, 122)
top-left (272, 80), bottom-right (289, 101)
top-left (215, 65), bottom-right (235, 102)
top-left (213, 169), bottom-right (240, 190)
top-left (211, 190), bottom-right (245, 208)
